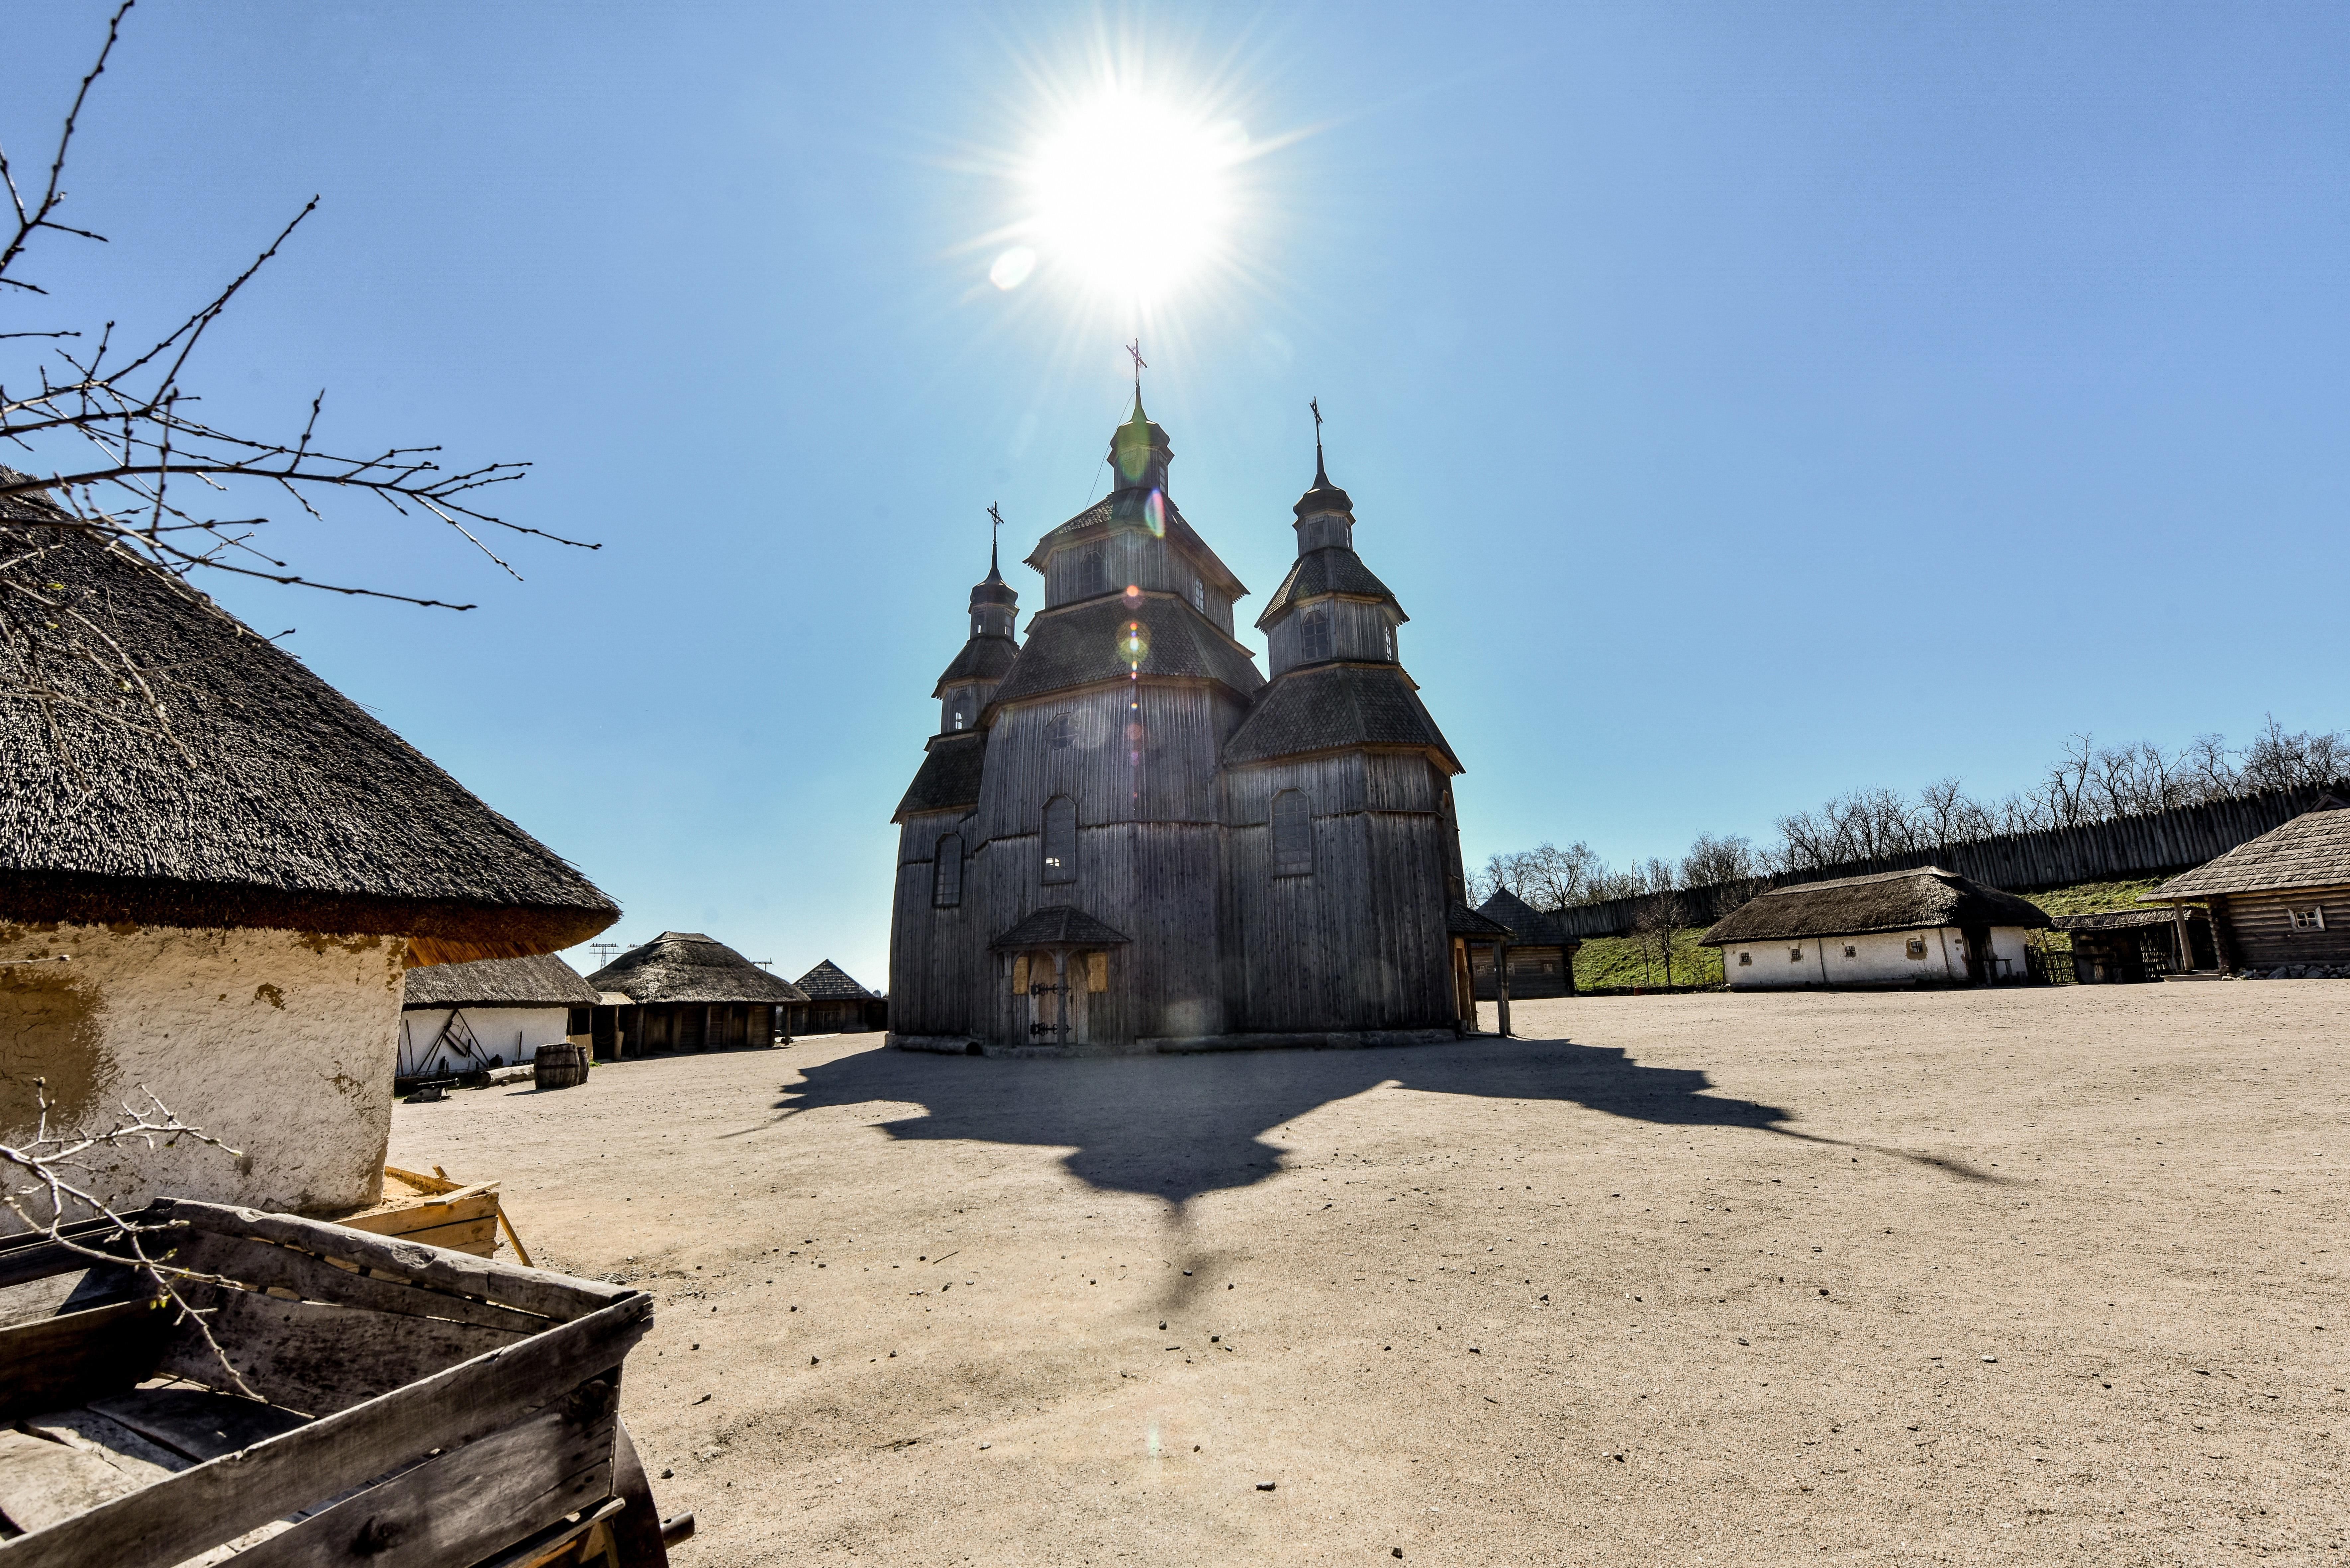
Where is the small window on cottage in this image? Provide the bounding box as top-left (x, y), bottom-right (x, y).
top-left (1843, 944), bottom-right (1857, 959)
top-left (1299, 608), bottom-right (1332, 663)
top-left (1191, 577), bottom-right (1206, 611)
top-left (1272, 789), bottom-right (1313, 876)
top-left (1906, 936), bottom-right (1928, 959)
top-left (2289, 903), bottom-right (2326, 931)
top-left (1789, 946), bottom-right (1804, 963)
top-left (1044, 712), bottom-right (1076, 750)
top-left (1042, 795), bottom-right (1077, 883)
top-left (1737, 952), bottom-right (1752, 967)
top-left (932, 834), bottom-right (963, 908)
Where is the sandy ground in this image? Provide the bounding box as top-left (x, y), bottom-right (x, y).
top-left (389, 984), bottom-right (2349, 1566)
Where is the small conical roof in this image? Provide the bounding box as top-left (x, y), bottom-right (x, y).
top-left (1108, 391), bottom-right (1172, 498)
top-left (1292, 442), bottom-right (1353, 519)
top-left (970, 533), bottom-right (1019, 608)
top-left (586, 931), bottom-right (810, 1004)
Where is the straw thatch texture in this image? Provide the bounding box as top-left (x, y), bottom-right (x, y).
top-left (794, 959), bottom-right (877, 1001)
top-left (1223, 664), bottom-right (1461, 770)
top-left (1701, 868), bottom-right (2049, 946)
top-left (586, 932), bottom-right (809, 1004)
top-left (401, 952), bottom-right (601, 1010)
top-left (0, 475), bottom-right (617, 962)
top-left (2146, 807), bottom-right (2350, 899)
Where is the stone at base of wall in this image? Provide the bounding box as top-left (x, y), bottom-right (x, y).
top-left (2236, 965), bottom-right (2350, 980)
top-left (888, 1029), bottom-right (1463, 1058)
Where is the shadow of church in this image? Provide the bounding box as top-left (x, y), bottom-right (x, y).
top-left (757, 1031), bottom-right (2007, 1209)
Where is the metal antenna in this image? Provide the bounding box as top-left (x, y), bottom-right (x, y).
top-left (753, 959), bottom-right (774, 971)
top-left (588, 941), bottom-right (620, 968)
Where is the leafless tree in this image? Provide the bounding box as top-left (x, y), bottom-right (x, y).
top-left (2240, 713), bottom-right (2350, 795)
top-left (2, 1078), bottom-right (254, 1396)
top-left (1627, 885), bottom-right (1687, 987)
top-left (2, 3), bottom-right (588, 755)
top-left (1679, 831), bottom-right (1760, 889)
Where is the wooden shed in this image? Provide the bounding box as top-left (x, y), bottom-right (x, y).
top-left (585, 932), bottom-right (809, 1056)
top-left (791, 959), bottom-right (886, 1035)
top-left (1472, 888), bottom-right (1582, 998)
top-left (397, 950), bottom-right (602, 1086)
top-left (2051, 907), bottom-right (2217, 983)
top-left (1701, 867), bottom-right (2050, 988)
top-left (2141, 801), bottom-right (2350, 977)
top-left (0, 470), bottom-right (618, 1222)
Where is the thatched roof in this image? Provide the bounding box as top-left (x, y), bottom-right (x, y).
top-left (1475, 888), bottom-right (1583, 948)
top-left (586, 932), bottom-right (809, 1004)
top-left (0, 473), bottom-right (617, 965)
top-left (2051, 908), bottom-right (2205, 932)
top-left (2146, 807), bottom-right (2350, 900)
top-left (402, 952), bottom-right (601, 1010)
top-left (1223, 664), bottom-right (1461, 771)
top-left (894, 730), bottom-right (988, 821)
top-left (990, 906), bottom-right (1131, 950)
top-left (1256, 547), bottom-right (1400, 629)
top-left (989, 594), bottom-right (1264, 708)
top-left (795, 959), bottom-right (876, 1000)
top-left (1701, 867), bottom-right (2050, 946)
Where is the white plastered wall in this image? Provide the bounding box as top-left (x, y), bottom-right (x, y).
top-left (398, 1005), bottom-right (576, 1076)
top-left (0, 919), bottom-right (406, 1225)
top-left (1721, 926), bottom-right (2034, 989)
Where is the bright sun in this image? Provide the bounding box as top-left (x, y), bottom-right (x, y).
top-left (1022, 90), bottom-right (1245, 302)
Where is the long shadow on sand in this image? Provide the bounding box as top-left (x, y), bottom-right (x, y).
top-left (754, 1031), bottom-right (2003, 1208)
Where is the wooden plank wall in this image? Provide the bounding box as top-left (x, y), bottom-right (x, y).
top-left (2215, 885), bottom-right (2350, 968)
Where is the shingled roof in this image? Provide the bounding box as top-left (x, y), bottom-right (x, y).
top-left (894, 730), bottom-right (988, 821)
top-left (1023, 495), bottom-right (1246, 597)
top-left (989, 594), bottom-right (1264, 708)
top-left (933, 634), bottom-right (1019, 694)
top-left (795, 959), bottom-right (877, 1000)
top-left (402, 952), bottom-right (601, 1010)
top-left (1222, 664), bottom-right (1462, 771)
top-left (1448, 903), bottom-right (1515, 939)
top-left (1256, 547), bottom-right (1401, 628)
top-left (1701, 868), bottom-right (2050, 946)
top-left (2146, 806), bottom-right (2350, 900)
top-left (990, 906), bottom-right (1132, 949)
top-left (0, 473), bottom-right (617, 965)
top-left (586, 932), bottom-right (810, 1005)
top-left (1475, 887), bottom-right (1583, 948)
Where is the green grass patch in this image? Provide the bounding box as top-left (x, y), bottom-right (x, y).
top-left (1574, 929), bottom-right (1723, 991)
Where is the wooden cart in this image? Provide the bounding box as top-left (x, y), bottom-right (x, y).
top-left (0, 1197), bottom-right (679, 1566)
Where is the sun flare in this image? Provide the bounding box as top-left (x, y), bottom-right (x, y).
top-left (1022, 90), bottom-right (1245, 302)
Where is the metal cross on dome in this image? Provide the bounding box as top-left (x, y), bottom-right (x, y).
top-left (1126, 338), bottom-right (1146, 391)
top-left (987, 501), bottom-right (1004, 554)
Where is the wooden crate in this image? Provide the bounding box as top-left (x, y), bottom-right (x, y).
top-left (0, 1198), bottom-right (665, 1566)
top-left (335, 1166), bottom-right (515, 1261)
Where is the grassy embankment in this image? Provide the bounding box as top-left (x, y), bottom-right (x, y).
top-left (1566, 876), bottom-right (2167, 992)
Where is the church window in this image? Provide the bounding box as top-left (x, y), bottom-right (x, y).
top-left (1045, 711), bottom-right (1076, 750)
top-left (1191, 577), bottom-right (1205, 611)
top-left (932, 834), bottom-right (963, 907)
top-left (1299, 608), bottom-right (1331, 663)
top-left (1272, 789), bottom-right (1312, 876)
top-left (1042, 795), bottom-right (1077, 883)
top-left (1076, 547), bottom-right (1107, 598)
top-left (1384, 623), bottom-right (1397, 660)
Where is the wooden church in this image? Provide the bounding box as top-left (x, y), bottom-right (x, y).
top-left (888, 394), bottom-right (1487, 1053)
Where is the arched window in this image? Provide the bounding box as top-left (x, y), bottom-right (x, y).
top-left (1299, 607), bottom-right (1332, 663)
top-left (932, 834), bottom-right (963, 907)
top-left (1042, 796), bottom-right (1077, 883)
top-left (1044, 711), bottom-right (1076, 750)
top-left (1272, 789), bottom-right (1313, 876)
top-left (948, 688), bottom-right (973, 731)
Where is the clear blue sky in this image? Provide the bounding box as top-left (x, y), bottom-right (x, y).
top-left (12, 3), bottom-right (2346, 985)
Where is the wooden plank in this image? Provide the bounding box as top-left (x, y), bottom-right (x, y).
top-left (0, 1298), bottom-right (169, 1422)
top-left (164, 1232), bottom-right (544, 1336)
top-left (87, 1388), bottom-right (310, 1462)
top-left (332, 1214), bottom-right (498, 1257)
top-left (221, 1382), bottom-right (617, 1568)
top-left (0, 1291), bottom-right (650, 1568)
top-left (19, 1408), bottom-right (188, 1484)
top-left (154, 1287), bottom-right (526, 1417)
top-left (0, 1429), bottom-right (151, 1533)
top-left (335, 1193), bottom-right (497, 1239)
top-left (152, 1201), bottom-right (621, 1319)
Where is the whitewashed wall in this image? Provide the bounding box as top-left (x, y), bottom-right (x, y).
top-left (0, 920), bottom-right (407, 1224)
top-left (398, 1005), bottom-right (576, 1075)
top-left (1721, 926), bottom-right (2034, 989)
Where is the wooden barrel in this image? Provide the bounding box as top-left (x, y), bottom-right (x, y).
top-left (533, 1043), bottom-right (589, 1090)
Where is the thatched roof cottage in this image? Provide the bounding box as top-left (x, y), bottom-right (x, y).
top-left (1701, 867), bottom-right (2048, 988)
top-left (585, 932), bottom-right (809, 1054)
top-left (398, 952), bottom-right (602, 1082)
top-left (792, 959), bottom-right (885, 1035)
top-left (0, 474), bottom-right (617, 1219)
top-left (2142, 802), bottom-right (2350, 976)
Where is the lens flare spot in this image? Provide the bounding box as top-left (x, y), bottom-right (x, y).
top-left (989, 246), bottom-right (1037, 290)
top-left (1123, 583), bottom-right (1143, 607)
top-left (1143, 489), bottom-right (1166, 537)
top-left (1117, 620), bottom-right (1150, 664)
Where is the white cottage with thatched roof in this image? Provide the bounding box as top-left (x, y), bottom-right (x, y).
top-left (0, 474), bottom-right (618, 1220)
top-left (1701, 867), bottom-right (2049, 989)
top-left (398, 951), bottom-right (602, 1081)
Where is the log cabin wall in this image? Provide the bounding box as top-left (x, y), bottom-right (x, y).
top-left (1221, 750), bottom-right (1459, 1031)
top-left (2214, 884), bottom-right (2350, 967)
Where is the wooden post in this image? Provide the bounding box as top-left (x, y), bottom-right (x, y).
top-left (1495, 941), bottom-right (1513, 1039)
top-left (2171, 899), bottom-right (2193, 974)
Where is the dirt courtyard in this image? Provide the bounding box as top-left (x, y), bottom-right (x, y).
top-left (389, 985), bottom-right (2347, 1566)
